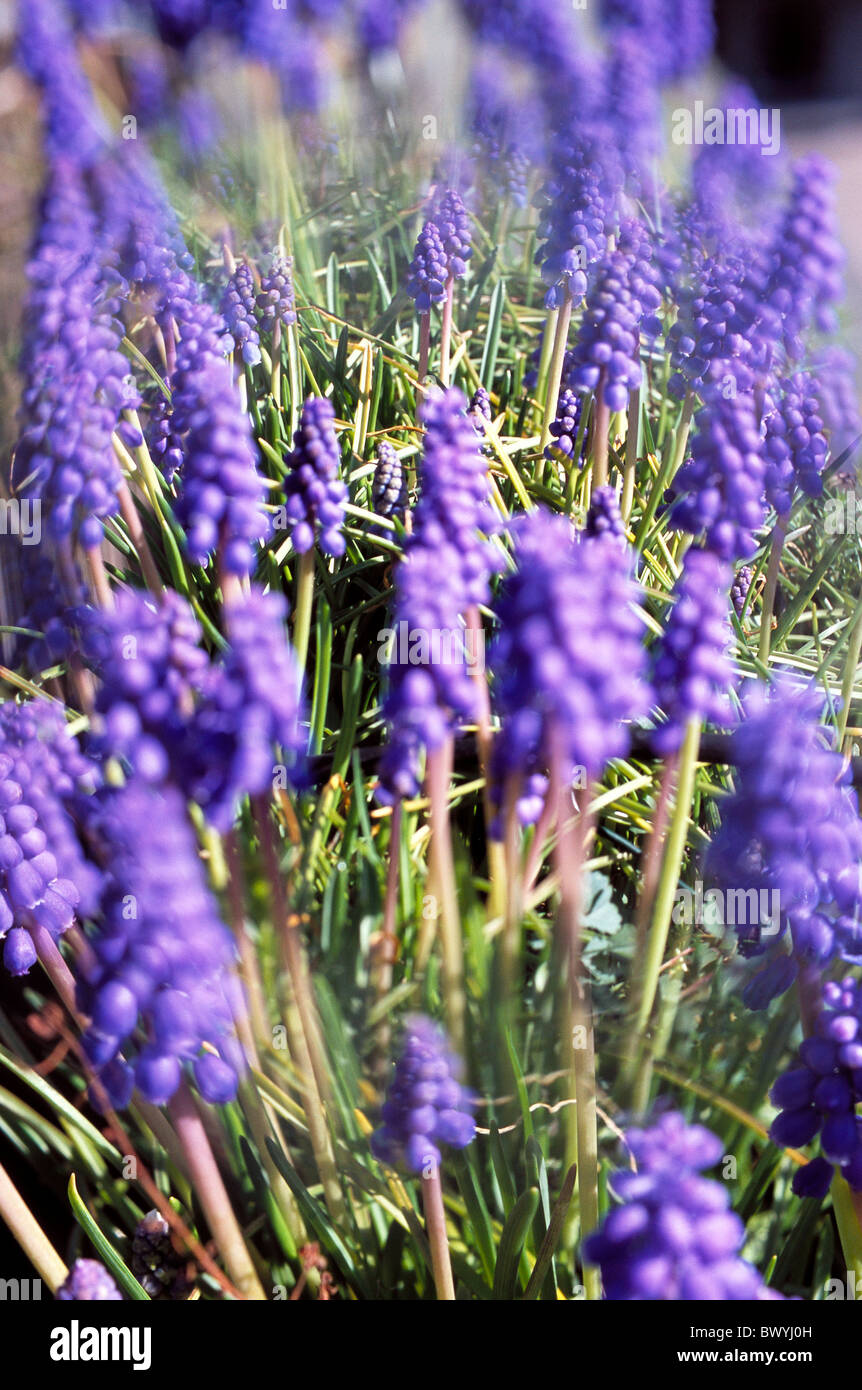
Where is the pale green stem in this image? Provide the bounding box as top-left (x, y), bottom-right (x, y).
top-left (621, 387), bottom-right (640, 524)
top-left (0, 1161), bottom-right (68, 1291)
top-left (439, 276), bottom-right (455, 387)
top-left (292, 548), bottom-right (316, 675)
top-left (625, 717), bottom-right (701, 1110)
top-left (539, 293), bottom-right (573, 458)
top-left (551, 754), bottom-right (600, 1298)
top-left (635, 390), bottom-right (694, 551)
top-left (839, 607), bottom-right (862, 749)
top-left (757, 513), bottom-right (788, 666)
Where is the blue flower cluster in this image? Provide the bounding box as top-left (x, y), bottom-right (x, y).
top-left (171, 301), bottom-right (270, 574)
top-left (371, 1015), bottom-right (475, 1173)
top-left (762, 373), bottom-right (829, 515)
top-left (256, 250), bottom-right (297, 334)
top-left (665, 389), bottom-right (768, 561)
top-left (584, 1112), bottom-right (782, 1300)
top-left (221, 263), bottom-right (262, 366)
top-left (371, 441), bottom-right (408, 531)
top-left (706, 678), bottom-right (862, 1006)
top-left (79, 781), bottom-right (241, 1108)
top-left (771, 976), bottom-right (862, 1200)
top-left (651, 548), bottom-right (735, 754)
top-left (489, 508), bottom-right (649, 788)
top-left (281, 396), bottom-right (347, 556)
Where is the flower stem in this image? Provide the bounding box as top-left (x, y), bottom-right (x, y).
top-left (426, 740), bottom-right (466, 1053)
top-left (621, 387), bottom-right (640, 524)
top-left (421, 1165), bottom-right (455, 1300)
top-left (839, 605), bottom-right (862, 749)
top-left (292, 548), bottom-right (316, 675)
top-left (0, 1161), bottom-right (68, 1291)
top-left (624, 717), bottom-right (701, 1109)
top-left (439, 275), bottom-right (455, 387)
top-left (590, 376), bottom-right (610, 489)
top-left (417, 310), bottom-right (431, 388)
top-left (551, 754), bottom-right (600, 1298)
top-left (539, 292), bottom-right (573, 458)
top-left (758, 513), bottom-right (788, 666)
top-left (169, 1082), bottom-right (267, 1300)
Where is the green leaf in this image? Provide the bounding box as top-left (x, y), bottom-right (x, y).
top-left (67, 1175), bottom-right (150, 1301)
top-left (492, 1188), bottom-right (539, 1300)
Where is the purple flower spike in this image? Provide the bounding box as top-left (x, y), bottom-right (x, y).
top-left (771, 976), bottom-right (862, 1196)
top-left (281, 396), bottom-right (347, 557)
top-left (406, 219), bottom-right (448, 312)
top-left (256, 250), bottom-right (297, 334)
top-left (706, 677), bottom-right (862, 1002)
top-left (585, 1111), bottom-right (781, 1300)
top-left (78, 781), bottom-right (241, 1108)
top-left (651, 548), bottom-right (735, 754)
top-left (221, 263), bottom-right (261, 367)
top-left (371, 441), bottom-right (407, 532)
top-left (56, 1259), bottom-right (123, 1302)
top-left (371, 1015), bottom-right (475, 1174)
top-left (171, 301), bottom-right (269, 575)
top-left (489, 508), bottom-right (649, 789)
top-left (665, 389), bottom-right (768, 561)
top-left (188, 587), bottom-right (307, 829)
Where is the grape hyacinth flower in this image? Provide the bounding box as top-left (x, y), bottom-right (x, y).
top-left (490, 508), bottom-right (649, 788)
top-left (280, 396), bottom-right (347, 557)
top-left (371, 441), bottom-right (407, 532)
top-left (371, 1015), bottom-right (475, 1173)
top-left (584, 1112), bottom-right (781, 1299)
top-left (545, 389), bottom-right (586, 471)
top-left (705, 677), bottom-right (862, 1005)
top-left (568, 248), bottom-right (646, 414)
top-left (428, 187), bottom-right (472, 284)
top-left (188, 589), bottom-right (307, 830)
top-left (406, 219), bottom-right (448, 313)
top-left (762, 374), bottom-right (829, 515)
top-left (171, 301), bottom-right (270, 574)
top-left (665, 388), bottom-right (768, 561)
top-left (82, 589), bottom-right (207, 785)
top-left (0, 701), bottom-right (102, 920)
top-left (651, 548), bottom-right (735, 754)
top-left (764, 156), bottom-right (845, 362)
top-left (256, 250), bottom-right (297, 334)
top-left (0, 744), bottom-right (79, 977)
top-left (132, 1209), bottom-right (193, 1299)
top-left (78, 781), bottom-right (242, 1108)
top-left (412, 387), bottom-right (501, 606)
top-left (468, 384), bottom-right (492, 432)
top-left (771, 976), bottom-right (862, 1200)
top-left (731, 564), bottom-right (754, 618)
top-left (584, 486), bottom-right (626, 543)
top-left (220, 263), bottom-right (262, 367)
top-left (377, 542), bottom-right (479, 803)
top-left (56, 1259), bottom-right (123, 1301)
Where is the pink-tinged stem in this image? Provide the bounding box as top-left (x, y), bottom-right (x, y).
top-left (372, 800), bottom-right (402, 1075)
top-left (84, 544), bottom-right (114, 610)
top-left (421, 1165), bottom-right (456, 1300)
top-left (439, 276), bottom-right (455, 387)
top-left (169, 1082), bottom-right (267, 1300)
top-left (116, 479), bottom-right (163, 597)
top-left (425, 739), bottom-right (466, 1053)
top-left (30, 923), bottom-right (79, 1020)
